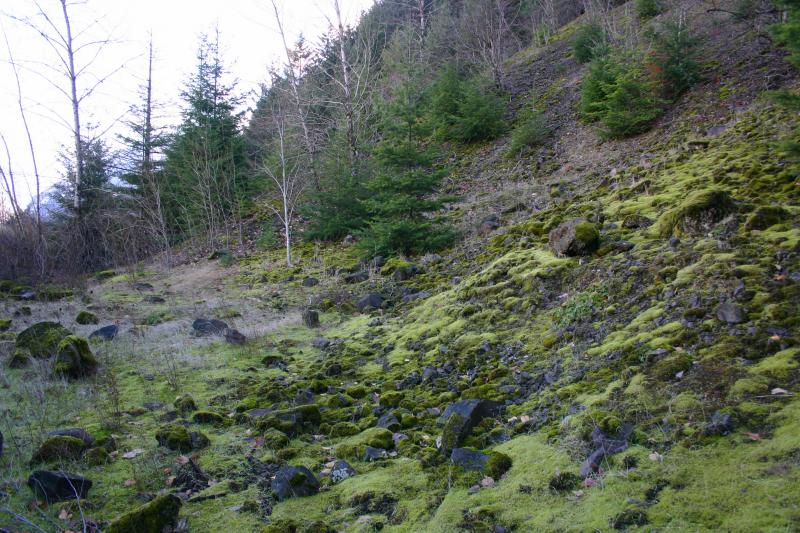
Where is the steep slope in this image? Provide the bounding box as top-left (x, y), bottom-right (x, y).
top-left (0, 2), bottom-right (799, 532)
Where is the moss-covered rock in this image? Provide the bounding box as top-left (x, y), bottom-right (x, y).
top-left (549, 218), bottom-right (600, 256)
top-left (30, 436), bottom-right (86, 465)
top-left (54, 336), bottom-right (98, 378)
top-left (744, 205), bottom-right (790, 231)
top-left (105, 494), bottom-right (182, 533)
top-left (257, 405), bottom-right (321, 436)
top-left (485, 451), bottom-right (512, 479)
top-left (174, 395), bottom-right (197, 414)
top-left (655, 189), bottom-right (735, 237)
top-left (15, 322), bottom-right (72, 358)
top-left (8, 348), bottom-right (30, 368)
top-left (263, 429), bottom-right (290, 449)
top-left (0, 319), bottom-right (10, 332)
top-left (155, 424), bottom-right (209, 452)
top-left (192, 411), bottom-right (226, 426)
top-left (83, 447), bottom-right (110, 466)
top-left (75, 311), bottom-right (99, 325)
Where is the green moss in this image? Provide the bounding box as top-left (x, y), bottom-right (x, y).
top-left (84, 446), bottom-right (111, 466)
top-left (485, 451), bottom-right (512, 479)
top-left (155, 424), bottom-right (208, 452)
top-left (654, 189), bottom-right (736, 238)
top-left (8, 348), bottom-right (30, 368)
top-left (380, 391), bottom-right (404, 407)
top-left (106, 494), bottom-right (182, 533)
top-left (174, 395), bottom-right (198, 413)
top-left (380, 258), bottom-right (412, 275)
top-left (749, 348), bottom-right (799, 380)
top-left (192, 411), bottom-right (227, 426)
top-left (330, 422), bottom-right (360, 437)
top-left (15, 321), bottom-right (72, 358)
top-left (30, 436), bottom-right (86, 464)
top-left (54, 335), bottom-right (98, 378)
top-left (263, 429), bottom-right (291, 449)
top-left (75, 310), bottom-right (99, 325)
top-left (744, 205), bottom-right (789, 231)
top-left (0, 319), bottom-right (10, 331)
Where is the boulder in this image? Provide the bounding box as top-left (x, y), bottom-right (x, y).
top-left (84, 447), bottom-right (110, 466)
top-left (133, 282), bottom-right (155, 291)
top-left (9, 348), bottom-right (30, 368)
top-left (192, 411), bottom-right (226, 426)
top-left (330, 460), bottom-right (356, 483)
top-left (450, 448), bottom-right (489, 471)
top-left (54, 336), bottom-right (98, 378)
top-left (75, 311), bottom-right (99, 325)
top-left (257, 405), bottom-right (321, 436)
top-left (142, 295), bottom-right (166, 304)
top-left (363, 446), bottom-right (388, 462)
top-left (48, 428), bottom-right (94, 447)
top-left (579, 423), bottom-right (633, 478)
top-left (89, 324), bottom-right (118, 341)
top-left (716, 302), bottom-right (745, 324)
top-left (28, 470), bottom-right (92, 503)
top-left (302, 309), bottom-right (320, 328)
top-left (30, 436), bottom-right (87, 464)
top-left (224, 328), bottom-right (247, 345)
top-left (301, 277), bottom-right (319, 287)
top-left (549, 218), bottom-right (600, 257)
top-left (174, 395), bottom-right (197, 414)
top-left (106, 494), bottom-right (182, 533)
top-left (377, 412), bottom-right (401, 432)
top-left (622, 215), bottom-right (653, 229)
top-left (192, 318), bottom-right (228, 336)
top-left (344, 271), bottom-right (369, 284)
top-left (15, 321), bottom-right (72, 358)
top-left (271, 466), bottom-right (320, 501)
top-left (356, 293), bottom-right (384, 312)
top-left (155, 424), bottom-right (209, 452)
top-left (438, 399), bottom-right (502, 452)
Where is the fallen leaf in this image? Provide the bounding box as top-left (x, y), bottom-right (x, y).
top-left (744, 432), bottom-right (762, 441)
top-left (572, 490), bottom-right (584, 497)
top-left (772, 388), bottom-right (789, 395)
top-left (123, 479), bottom-right (136, 488)
top-left (583, 478), bottom-right (596, 488)
top-left (166, 475), bottom-right (176, 486)
top-left (58, 509), bottom-right (70, 520)
top-left (122, 448), bottom-right (145, 459)
top-left (177, 455), bottom-right (190, 465)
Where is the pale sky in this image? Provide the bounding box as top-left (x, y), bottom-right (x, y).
top-left (0, 0), bottom-right (375, 209)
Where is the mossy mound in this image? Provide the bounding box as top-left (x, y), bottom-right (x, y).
top-left (75, 311), bottom-right (99, 325)
top-left (655, 189), bottom-right (735, 237)
top-left (54, 336), bottom-right (98, 378)
top-left (174, 395), bottom-right (198, 414)
top-left (0, 319), bottom-right (10, 332)
top-left (744, 205), bottom-right (790, 231)
top-left (8, 348), bottom-right (30, 368)
top-left (549, 218), bottom-right (600, 256)
top-left (83, 447), bottom-right (110, 466)
top-left (192, 411), bottom-right (226, 426)
top-left (30, 436), bottom-right (86, 465)
top-left (15, 322), bottom-right (73, 358)
top-left (105, 494), bottom-right (182, 533)
top-left (155, 424), bottom-right (209, 452)
top-left (257, 405), bottom-right (321, 436)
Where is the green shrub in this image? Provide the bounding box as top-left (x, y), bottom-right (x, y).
top-left (651, 17), bottom-right (701, 100)
top-left (636, 0), bottom-right (662, 18)
top-left (507, 105), bottom-right (549, 156)
top-left (430, 68), bottom-right (507, 143)
top-left (580, 48), bottom-right (663, 139)
top-left (572, 23), bottom-right (607, 63)
top-left (256, 223), bottom-right (277, 250)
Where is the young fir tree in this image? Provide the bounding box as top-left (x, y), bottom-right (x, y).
top-left (357, 79), bottom-right (453, 257)
top-left (162, 31), bottom-right (246, 239)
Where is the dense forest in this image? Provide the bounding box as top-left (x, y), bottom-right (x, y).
top-left (1, 0), bottom-right (800, 532)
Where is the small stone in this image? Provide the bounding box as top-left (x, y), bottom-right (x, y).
top-left (356, 293), bottom-right (384, 312)
top-left (716, 302), bottom-right (745, 324)
top-left (28, 471), bottom-right (92, 503)
top-left (224, 328), bottom-right (247, 345)
top-left (302, 309), bottom-right (320, 328)
top-left (330, 460), bottom-right (356, 483)
top-left (363, 446), bottom-right (388, 462)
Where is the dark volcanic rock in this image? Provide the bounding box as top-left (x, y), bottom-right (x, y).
top-left (301, 277), bottom-right (319, 287)
top-left (89, 324), bottom-right (118, 341)
top-left (192, 318), bottom-right (228, 336)
top-left (133, 282), bottom-right (154, 291)
top-left (48, 428), bottom-right (94, 447)
top-left (356, 293), bottom-right (384, 312)
top-left (579, 424), bottom-right (633, 478)
top-left (345, 271), bottom-right (369, 284)
top-left (549, 218), bottom-right (600, 257)
top-left (271, 465), bottom-right (320, 500)
top-left (377, 412), bottom-right (400, 432)
top-left (363, 446), bottom-right (388, 462)
top-left (312, 337), bottom-right (330, 349)
top-left (28, 470), bottom-right (92, 503)
top-left (142, 295), bottom-right (166, 304)
top-left (450, 448), bottom-right (490, 471)
top-left (302, 309), bottom-right (320, 328)
top-left (224, 328), bottom-right (247, 345)
top-left (438, 399), bottom-right (502, 451)
top-left (716, 302), bottom-right (745, 324)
